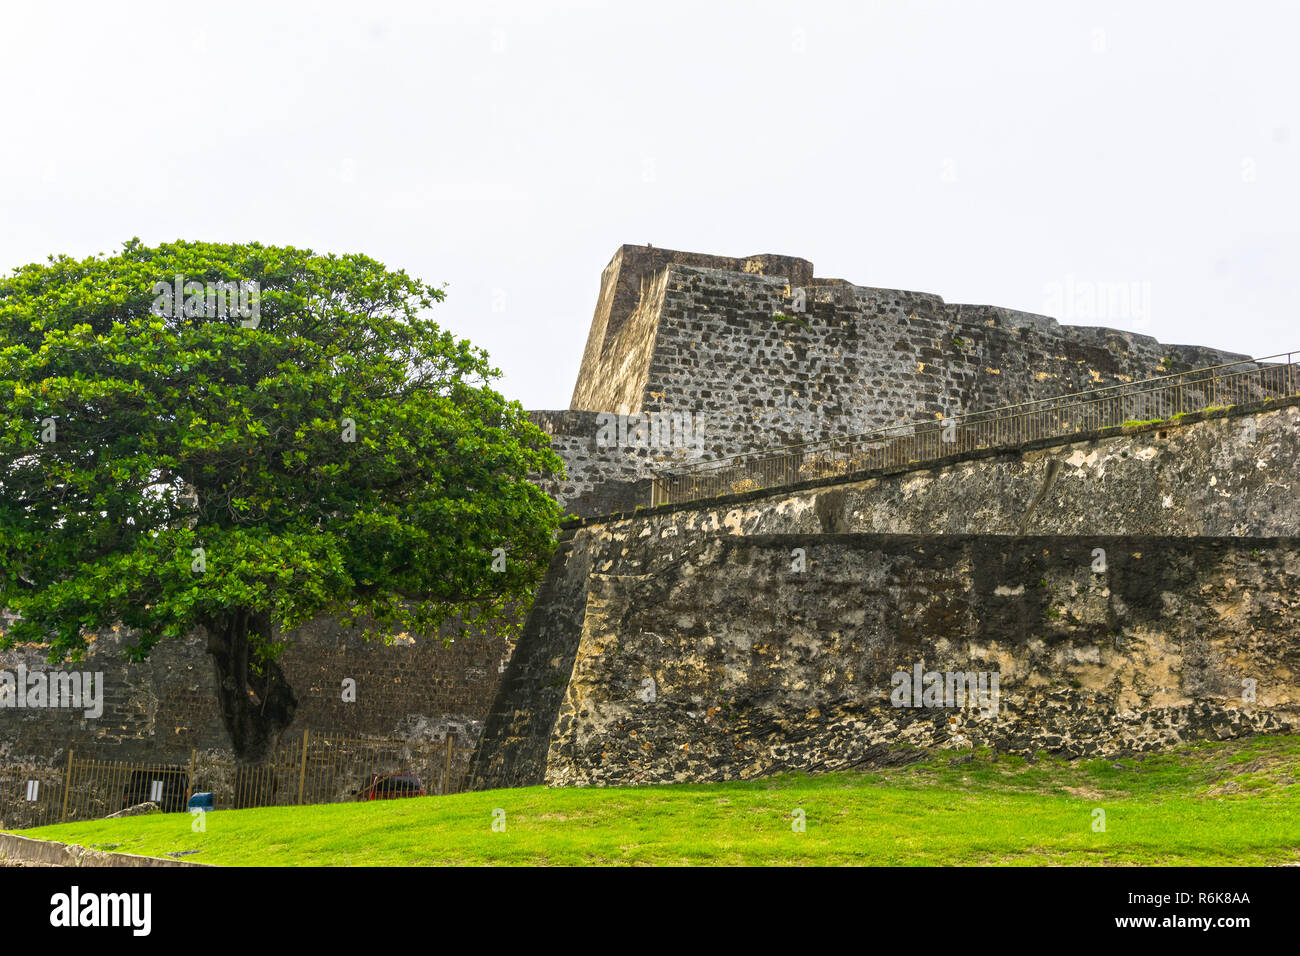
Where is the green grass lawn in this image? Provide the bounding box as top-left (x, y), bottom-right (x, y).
top-left (11, 734), bottom-right (1300, 866)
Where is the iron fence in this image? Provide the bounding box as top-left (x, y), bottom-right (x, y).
top-left (650, 352), bottom-right (1300, 507)
top-left (0, 729), bottom-right (475, 829)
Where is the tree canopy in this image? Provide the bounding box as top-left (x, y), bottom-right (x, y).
top-left (0, 239), bottom-right (564, 760)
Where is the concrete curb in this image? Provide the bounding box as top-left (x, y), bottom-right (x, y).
top-left (0, 833), bottom-right (213, 867)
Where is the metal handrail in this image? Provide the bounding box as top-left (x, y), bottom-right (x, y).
top-left (649, 350), bottom-right (1298, 507)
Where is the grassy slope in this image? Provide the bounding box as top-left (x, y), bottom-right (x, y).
top-left (11, 735), bottom-right (1300, 866)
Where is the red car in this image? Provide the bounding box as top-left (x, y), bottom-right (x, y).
top-left (360, 773), bottom-right (425, 801)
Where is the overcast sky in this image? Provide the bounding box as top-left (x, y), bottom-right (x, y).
top-left (2, 1), bottom-right (1296, 410)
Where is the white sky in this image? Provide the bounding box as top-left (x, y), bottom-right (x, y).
top-left (2, 0), bottom-right (1296, 410)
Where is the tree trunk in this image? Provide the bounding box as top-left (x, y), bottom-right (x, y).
top-left (204, 610), bottom-right (298, 773)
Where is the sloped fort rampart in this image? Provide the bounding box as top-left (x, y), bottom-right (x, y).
top-left (473, 397), bottom-right (1300, 788)
top-left (470, 244), bottom-right (1295, 787)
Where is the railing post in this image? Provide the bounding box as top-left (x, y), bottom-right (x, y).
top-left (444, 735), bottom-right (454, 795)
top-left (297, 728), bottom-right (310, 805)
top-left (60, 749), bottom-right (74, 823)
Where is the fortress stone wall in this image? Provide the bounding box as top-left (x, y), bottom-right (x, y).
top-left (537, 244), bottom-right (1247, 517)
top-left (470, 397), bottom-right (1300, 789)
top-left (0, 613), bottom-right (514, 767)
top-left (544, 531), bottom-right (1298, 786)
top-left (596, 401), bottom-right (1300, 541)
top-left (525, 410), bottom-right (655, 518)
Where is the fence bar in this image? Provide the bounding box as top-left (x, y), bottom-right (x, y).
top-left (4, 729), bottom-right (476, 827)
top-left (298, 729), bottom-right (310, 805)
top-left (59, 749), bottom-right (73, 823)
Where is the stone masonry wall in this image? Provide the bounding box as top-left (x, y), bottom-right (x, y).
top-left (595, 399), bottom-right (1300, 540)
top-left (552, 246), bottom-right (1251, 518)
top-left (546, 533), bottom-right (1298, 786)
top-left (528, 410), bottom-right (666, 517)
top-left (0, 612), bottom-right (516, 767)
top-left (638, 264), bottom-right (1248, 454)
top-left (470, 397), bottom-right (1300, 789)
top-left (570, 245), bottom-right (815, 414)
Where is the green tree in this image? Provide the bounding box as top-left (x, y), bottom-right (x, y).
top-left (0, 239), bottom-right (563, 764)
